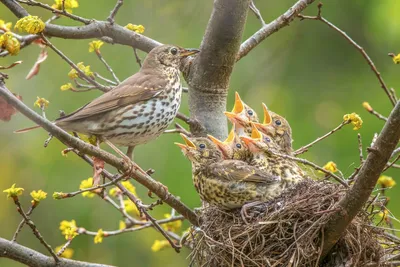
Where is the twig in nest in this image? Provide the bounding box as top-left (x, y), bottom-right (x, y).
top-left (298, 3), bottom-right (397, 106)
top-left (294, 121), bottom-right (350, 155)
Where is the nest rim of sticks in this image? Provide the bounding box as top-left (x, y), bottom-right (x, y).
top-left (188, 179), bottom-right (399, 267)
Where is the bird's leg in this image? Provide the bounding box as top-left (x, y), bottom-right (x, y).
top-left (104, 140), bottom-right (147, 176)
top-left (240, 201), bottom-right (263, 224)
top-left (126, 146), bottom-right (135, 161)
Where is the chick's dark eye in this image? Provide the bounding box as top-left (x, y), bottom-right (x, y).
top-left (199, 143), bottom-right (206, 149)
top-left (170, 48), bottom-right (178, 55)
top-left (247, 110), bottom-right (254, 116)
top-left (275, 120), bottom-right (281, 126)
top-left (264, 137), bottom-right (271, 143)
top-left (235, 143), bottom-right (242, 149)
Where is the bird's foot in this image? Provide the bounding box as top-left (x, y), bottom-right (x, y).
top-left (240, 201), bottom-right (263, 224)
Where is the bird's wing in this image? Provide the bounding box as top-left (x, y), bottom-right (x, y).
top-left (207, 160), bottom-right (280, 184)
top-left (56, 71), bottom-right (168, 123)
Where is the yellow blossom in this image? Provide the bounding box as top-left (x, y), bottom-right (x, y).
top-left (34, 97), bottom-right (49, 109)
top-left (52, 0), bottom-right (79, 13)
top-left (161, 214), bottom-right (182, 232)
top-left (393, 54), bottom-right (400, 64)
top-left (79, 177), bottom-right (95, 198)
top-left (55, 246), bottom-right (74, 259)
top-left (109, 181), bottom-right (137, 197)
top-left (0, 32), bottom-right (20, 55)
top-left (123, 199), bottom-right (140, 216)
top-left (15, 16), bottom-right (45, 34)
top-left (30, 190), bottom-right (47, 204)
top-left (320, 161), bottom-right (338, 173)
top-left (151, 240), bottom-right (170, 252)
top-left (119, 220), bottom-right (126, 230)
top-left (343, 112), bottom-right (363, 130)
top-left (68, 62), bottom-right (93, 79)
top-left (362, 102), bottom-right (373, 112)
top-left (88, 40), bottom-right (104, 53)
top-left (378, 209), bottom-right (389, 219)
top-left (94, 229), bottom-right (104, 244)
top-left (59, 220), bottom-right (78, 240)
top-left (377, 175), bottom-right (396, 188)
top-left (124, 24), bottom-right (145, 34)
top-left (60, 83), bottom-right (73, 91)
top-left (3, 184), bottom-right (24, 198)
top-left (0, 20), bottom-right (12, 31)
top-left (53, 192), bottom-right (67, 199)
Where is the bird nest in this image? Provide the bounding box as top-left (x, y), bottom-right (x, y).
top-left (189, 179), bottom-right (399, 267)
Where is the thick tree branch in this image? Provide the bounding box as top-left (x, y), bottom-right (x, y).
top-left (0, 237), bottom-right (112, 267)
top-left (1, 0), bottom-right (161, 53)
top-left (187, 0), bottom-right (250, 138)
top-left (321, 101), bottom-right (400, 260)
top-left (0, 79), bottom-right (198, 227)
top-left (238, 0), bottom-right (316, 60)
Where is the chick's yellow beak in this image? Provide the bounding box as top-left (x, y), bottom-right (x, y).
top-left (232, 92), bottom-right (245, 114)
top-left (262, 103), bottom-right (272, 125)
top-left (174, 133), bottom-right (196, 150)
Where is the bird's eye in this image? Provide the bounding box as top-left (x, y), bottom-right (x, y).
top-left (247, 110), bottom-right (254, 116)
top-left (199, 143), bottom-right (206, 149)
top-left (170, 47), bottom-right (178, 55)
top-left (275, 120), bottom-right (281, 126)
top-left (236, 143), bottom-right (242, 149)
top-left (264, 137), bottom-right (271, 143)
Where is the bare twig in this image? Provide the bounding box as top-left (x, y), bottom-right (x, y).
top-left (294, 121), bottom-right (350, 155)
top-left (270, 150), bottom-right (349, 187)
top-left (107, 0), bottom-right (123, 24)
top-left (363, 103), bottom-right (388, 121)
top-left (383, 154), bottom-right (400, 172)
top-left (298, 4), bottom-right (397, 106)
top-left (40, 34), bottom-right (112, 92)
top-left (55, 239), bottom-right (72, 257)
top-left (238, 0), bottom-right (316, 60)
top-left (12, 206), bottom-right (35, 242)
top-left (58, 177), bottom-right (125, 199)
top-left (391, 147), bottom-right (400, 158)
top-left (12, 197), bottom-right (59, 262)
top-left (93, 73), bottom-right (117, 86)
top-left (358, 133), bottom-right (363, 164)
top-left (249, 1), bottom-right (266, 26)
top-left (0, 79), bottom-right (199, 226)
top-left (0, 237), bottom-right (112, 267)
top-left (94, 51), bottom-right (120, 84)
top-left (16, 0), bottom-right (91, 24)
top-left (133, 48), bottom-right (142, 68)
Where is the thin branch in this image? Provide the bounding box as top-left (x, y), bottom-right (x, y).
top-left (107, 0), bottom-right (123, 24)
top-left (55, 239), bottom-right (72, 257)
top-left (249, 1), bottom-right (266, 26)
top-left (0, 237), bottom-right (112, 267)
top-left (358, 133), bottom-right (363, 164)
top-left (0, 79), bottom-right (199, 227)
top-left (238, 0), bottom-right (316, 60)
top-left (270, 150), bottom-right (348, 187)
top-left (1, 0), bottom-right (161, 53)
top-left (383, 154), bottom-right (400, 172)
top-left (94, 51), bottom-right (120, 84)
top-left (294, 121), bottom-right (350, 155)
top-left (133, 48), bottom-right (142, 68)
top-left (16, 0), bottom-right (91, 24)
top-left (12, 205), bottom-right (35, 242)
top-left (176, 112), bottom-right (206, 135)
top-left (93, 73), bottom-right (117, 86)
top-left (298, 4), bottom-right (397, 106)
top-left (39, 34), bottom-right (112, 92)
top-left (391, 147), bottom-right (400, 158)
top-left (12, 197), bottom-right (59, 262)
top-left (363, 103), bottom-right (388, 121)
top-left (321, 101), bottom-right (400, 260)
top-left (58, 177), bottom-right (124, 199)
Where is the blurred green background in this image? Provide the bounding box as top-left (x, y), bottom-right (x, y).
top-left (1, 0), bottom-right (399, 266)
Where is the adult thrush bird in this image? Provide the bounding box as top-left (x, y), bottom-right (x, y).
top-left (254, 103), bottom-right (293, 155)
top-left (240, 125), bottom-right (305, 190)
top-left (208, 129), bottom-right (252, 161)
top-left (17, 45), bottom-right (199, 157)
top-left (175, 134), bottom-right (280, 210)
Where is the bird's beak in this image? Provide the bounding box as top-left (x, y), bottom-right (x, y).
top-left (240, 135), bottom-right (256, 147)
top-left (224, 111), bottom-right (247, 126)
top-left (180, 48), bottom-right (200, 58)
top-left (232, 92), bottom-right (245, 114)
top-left (253, 122), bottom-right (270, 135)
top-left (175, 133), bottom-right (196, 150)
top-left (262, 103), bottom-right (272, 125)
top-left (208, 134), bottom-right (230, 159)
top-left (250, 123), bottom-right (263, 140)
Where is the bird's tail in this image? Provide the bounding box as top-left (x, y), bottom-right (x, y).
top-left (14, 125), bottom-right (42, 133)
